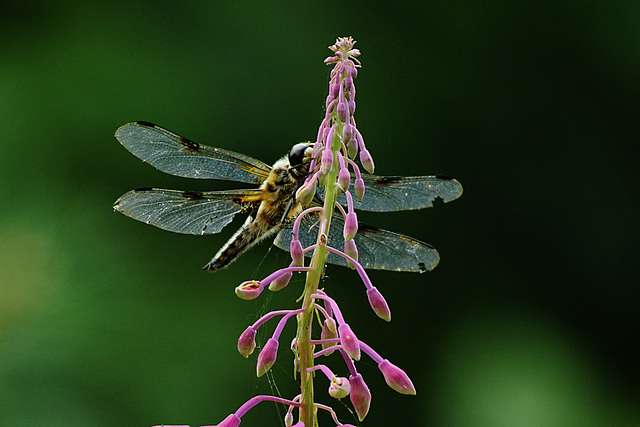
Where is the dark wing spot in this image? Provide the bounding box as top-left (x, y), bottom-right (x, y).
top-left (418, 262), bottom-right (427, 273)
top-left (181, 191), bottom-right (204, 200)
top-left (434, 174), bottom-right (454, 180)
top-left (179, 136), bottom-right (200, 152)
top-left (133, 120), bottom-right (156, 127)
top-left (357, 222), bottom-right (381, 233)
top-left (133, 186), bottom-right (154, 192)
top-left (374, 176), bottom-right (403, 186)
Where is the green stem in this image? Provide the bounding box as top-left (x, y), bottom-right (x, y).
top-left (298, 122), bottom-right (343, 427)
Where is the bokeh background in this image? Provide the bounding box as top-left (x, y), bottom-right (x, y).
top-left (1, 1), bottom-right (638, 426)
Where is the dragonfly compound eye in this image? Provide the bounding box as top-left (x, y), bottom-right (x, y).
top-left (288, 142), bottom-right (313, 169)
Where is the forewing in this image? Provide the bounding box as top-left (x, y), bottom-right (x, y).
top-left (274, 213), bottom-right (439, 272)
top-left (319, 175), bottom-right (463, 212)
top-left (114, 188), bottom-right (262, 235)
top-left (115, 122), bottom-right (271, 184)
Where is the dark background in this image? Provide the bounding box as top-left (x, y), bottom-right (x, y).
top-left (1, 1), bottom-right (638, 426)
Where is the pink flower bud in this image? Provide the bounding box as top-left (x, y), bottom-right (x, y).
top-left (344, 239), bottom-right (358, 269)
top-left (359, 149), bottom-right (375, 174)
top-left (235, 280), bottom-right (263, 300)
top-left (289, 238), bottom-right (304, 267)
top-left (345, 75), bottom-right (354, 92)
top-left (237, 326), bottom-right (257, 358)
top-left (354, 177), bottom-right (365, 200)
top-left (337, 166), bottom-right (350, 193)
top-left (330, 81), bottom-right (340, 98)
top-left (348, 100), bottom-right (356, 115)
top-left (291, 422), bottom-right (304, 427)
top-left (296, 180), bottom-right (316, 206)
top-left (336, 101), bottom-right (348, 122)
top-left (325, 95), bottom-right (334, 110)
top-left (347, 137), bottom-right (358, 159)
top-left (328, 375), bottom-right (351, 399)
top-left (256, 337), bottom-right (279, 377)
top-left (338, 323), bottom-right (361, 361)
top-left (320, 318), bottom-right (338, 354)
top-left (366, 287), bottom-right (391, 322)
top-left (268, 270), bottom-right (292, 291)
top-left (342, 123), bottom-right (354, 142)
top-left (343, 212), bottom-right (358, 241)
top-left (378, 359), bottom-right (416, 395)
top-left (321, 148), bottom-right (333, 174)
top-left (349, 373), bottom-right (371, 421)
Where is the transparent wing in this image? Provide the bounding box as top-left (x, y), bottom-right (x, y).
top-left (318, 175), bottom-right (463, 212)
top-left (115, 122), bottom-right (271, 185)
top-left (114, 187), bottom-right (262, 235)
top-left (274, 213), bottom-right (439, 272)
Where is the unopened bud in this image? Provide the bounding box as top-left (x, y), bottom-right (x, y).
top-left (336, 101), bottom-right (348, 123)
top-left (349, 373), bottom-right (371, 421)
top-left (354, 178), bottom-right (365, 200)
top-left (321, 318), bottom-right (338, 354)
top-left (344, 239), bottom-right (358, 269)
top-left (343, 212), bottom-right (358, 241)
top-left (338, 323), bottom-right (361, 361)
top-left (359, 149), bottom-right (375, 174)
top-left (366, 287), bottom-right (391, 322)
top-left (268, 270), bottom-right (292, 291)
top-left (378, 359), bottom-right (416, 395)
top-left (321, 148), bottom-right (333, 175)
top-left (256, 337), bottom-right (279, 377)
top-left (296, 180), bottom-right (316, 206)
top-left (237, 326), bottom-right (257, 357)
top-left (290, 238), bottom-right (304, 267)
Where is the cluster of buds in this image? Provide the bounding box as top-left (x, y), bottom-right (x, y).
top-left (154, 37), bottom-right (415, 427)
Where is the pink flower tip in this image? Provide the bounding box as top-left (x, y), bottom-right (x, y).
top-left (289, 238), bottom-right (304, 267)
top-left (268, 270), bottom-right (292, 291)
top-left (328, 375), bottom-right (351, 399)
top-left (256, 337), bottom-right (279, 377)
top-left (235, 280), bottom-right (263, 300)
top-left (320, 318), bottom-right (338, 354)
top-left (291, 422), bottom-right (305, 427)
top-left (344, 239), bottom-right (358, 269)
top-left (347, 138), bottom-right (358, 159)
top-left (359, 149), bottom-right (375, 174)
top-left (338, 323), bottom-right (361, 361)
top-left (337, 167), bottom-right (351, 193)
top-left (296, 180), bottom-right (316, 206)
top-left (349, 373), bottom-right (371, 421)
top-left (354, 177), bottom-right (365, 200)
top-left (366, 287), bottom-right (391, 322)
top-left (237, 326), bottom-right (257, 358)
top-left (321, 147), bottom-right (333, 174)
top-left (336, 101), bottom-right (348, 122)
top-left (378, 359), bottom-right (416, 395)
top-left (343, 212), bottom-right (358, 241)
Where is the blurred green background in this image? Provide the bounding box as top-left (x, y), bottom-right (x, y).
top-left (1, 1), bottom-right (638, 426)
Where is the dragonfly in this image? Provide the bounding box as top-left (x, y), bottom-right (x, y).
top-left (113, 122), bottom-right (463, 273)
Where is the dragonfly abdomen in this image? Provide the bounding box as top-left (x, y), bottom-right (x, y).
top-left (202, 214), bottom-right (278, 272)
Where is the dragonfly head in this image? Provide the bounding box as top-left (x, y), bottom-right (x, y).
top-left (288, 142), bottom-right (314, 178)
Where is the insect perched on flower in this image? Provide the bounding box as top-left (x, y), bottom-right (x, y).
top-left (114, 122), bottom-right (462, 272)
